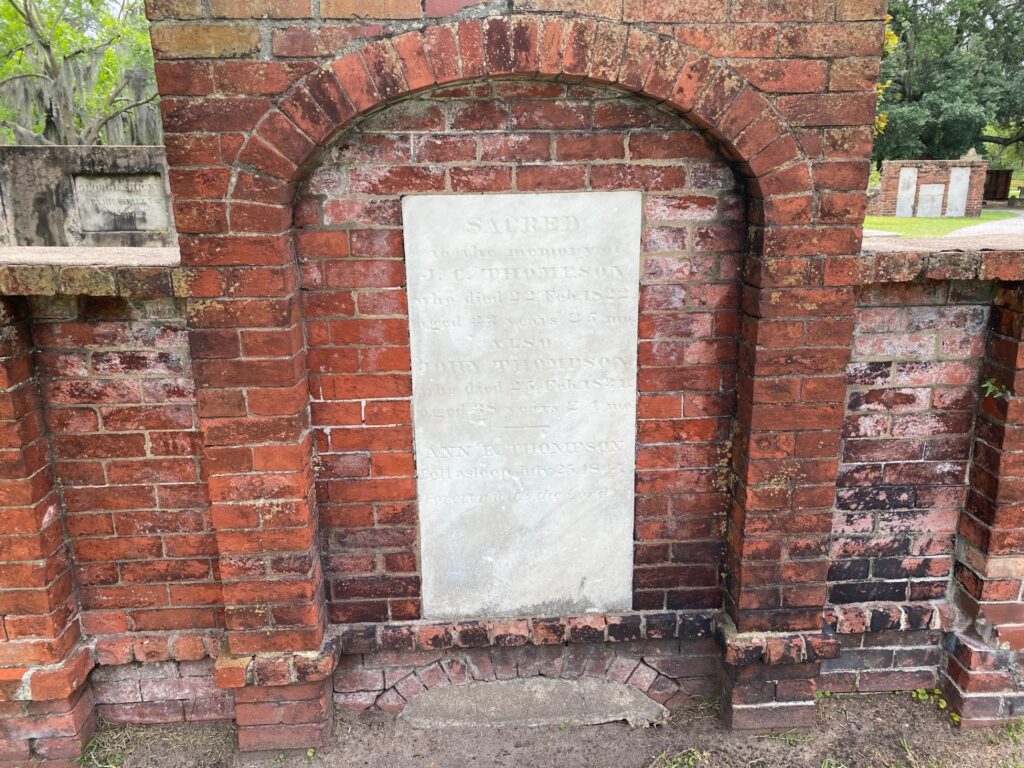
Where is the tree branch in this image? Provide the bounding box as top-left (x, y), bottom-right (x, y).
top-left (0, 72), bottom-right (51, 89)
top-left (65, 36), bottom-right (120, 61)
top-left (4, 0), bottom-right (30, 24)
top-left (981, 131), bottom-right (1024, 146)
top-left (2, 42), bottom-right (33, 65)
top-left (0, 118), bottom-right (53, 144)
top-left (82, 93), bottom-right (158, 145)
top-left (48, 0), bottom-right (69, 41)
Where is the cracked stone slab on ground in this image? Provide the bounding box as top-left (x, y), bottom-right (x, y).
top-left (398, 677), bottom-right (669, 729)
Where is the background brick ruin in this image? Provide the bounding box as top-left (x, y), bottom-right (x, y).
top-left (868, 158), bottom-right (988, 218)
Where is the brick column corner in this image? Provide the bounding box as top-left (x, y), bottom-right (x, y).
top-left (944, 283), bottom-right (1024, 725)
top-left (0, 296), bottom-right (95, 765)
top-left (717, 615), bottom-right (840, 732)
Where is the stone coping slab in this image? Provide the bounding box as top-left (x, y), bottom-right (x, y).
top-left (0, 246), bottom-right (179, 266)
top-left (2, 243), bottom-right (1024, 302)
top-left (863, 234), bottom-right (1024, 253)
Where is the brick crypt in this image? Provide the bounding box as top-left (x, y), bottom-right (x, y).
top-left (4, 0), bottom-right (1024, 764)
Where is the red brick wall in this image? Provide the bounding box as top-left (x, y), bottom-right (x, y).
top-left (28, 296), bottom-right (221, 659)
top-left (832, 282), bottom-right (990, 606)
top-left (91, 658), bottom-right (232, 724)
top-left (296, 83), bottom-right (744, 623)
top-left (26, 0), bottom-right (1024, 755)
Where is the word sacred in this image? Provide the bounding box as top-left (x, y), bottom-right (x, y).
top-left (464, 214), bottom-right (580, 234)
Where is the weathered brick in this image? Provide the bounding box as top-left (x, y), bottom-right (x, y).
top-left (150, 24), bottom-right (261, 59)
top-left (321, 0), bottom-right (421, 18)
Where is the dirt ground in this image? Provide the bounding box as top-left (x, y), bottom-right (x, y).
top-left (81, 692), bottom-right (1024, 768)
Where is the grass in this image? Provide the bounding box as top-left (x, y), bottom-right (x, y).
top-left (864, 209), bottom-right (1018, 238)
top-left (648, 748), bottom-right (710, 767)
top-left (78, 721), bottom-right (234, 768)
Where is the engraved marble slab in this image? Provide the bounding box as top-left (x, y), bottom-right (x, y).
top-left (404, 192), bottom-right (642, 619)
top-left (895, 167), bottom-right (918, 218)
top-left (74, 174), bottom-right (169, 232)
top-left (917, 183), bottom-right (946, 218)
top-left (946, 167), bottom-right (970, 217)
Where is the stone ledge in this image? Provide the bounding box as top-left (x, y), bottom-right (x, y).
top-left (826, 601), bottom-right (959, 635)
top-left (715, 615), bottom-right (841, 667)
top-left (330, 610), bottom-right (717, 656)
top-left (0, 247), bottom-right (182, 298)
top-left (828, 243), bottom-right (1024, 285)
top-left (0, 246), bottom-right (179, 267)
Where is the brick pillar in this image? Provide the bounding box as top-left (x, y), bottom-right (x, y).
top-left (718, 259), bottom-right (858, 728)
top-left (727, 279), bottom-right (854, 633)
top-left (233, 680), bottom-right (333, 752)
top-left (945, 283), bottom-right (1024, 725)
top-left (0, 296), bottom-right (95, 765)
top-left (174, 222), bottom-right (323, 659)
top-left (721, 158), bottom-right (865, 730)
top-left (177, 203), bottom-right (334, 752)
top-left (719, 623), bottom-right (840, 732)
top-left (151, 25), bottom-right (327, 658)
top-left (149, 0), bottom-right (332, 745)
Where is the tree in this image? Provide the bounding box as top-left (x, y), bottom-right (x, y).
top-left (0, 0), bottom-right (161, 146)
top-left (874, 0), bottom-right (1024, 163)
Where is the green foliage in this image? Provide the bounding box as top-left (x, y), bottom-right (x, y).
top-left (0, 0), bottom-right (160, 145)
top-left (875, 0), bottom-right (1024, 162)
top-left (982, 377), bottom-right (1013, 401)
top-left (1001, 720), bottom-right (1024, 745)
top-left (909, 687), bottom-right (961, 725)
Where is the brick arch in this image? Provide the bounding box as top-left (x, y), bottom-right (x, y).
top-left (221, 16), bottom-right (812, 234)
top-left (300, 78), bottom-right (744, 623)
top-left (179, 14), bottom-right (849, 659)
top-left (363, 646), bottom-right (686, 716)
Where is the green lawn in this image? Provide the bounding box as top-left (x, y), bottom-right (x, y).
top-left (864, 209), bottom-right (1018, 237)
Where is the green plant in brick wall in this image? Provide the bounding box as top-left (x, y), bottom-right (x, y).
top-left (982, 377), bottom-right (1013, 401)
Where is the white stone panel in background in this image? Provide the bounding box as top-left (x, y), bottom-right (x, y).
top-left (895, 167), bottom-right (918, 218)
top-left (917, 183), bottom-right (946, 218)
top-left (946, 167), bottom-right (970, 217)
top-left (404, 191), bottom-right (642, 619)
